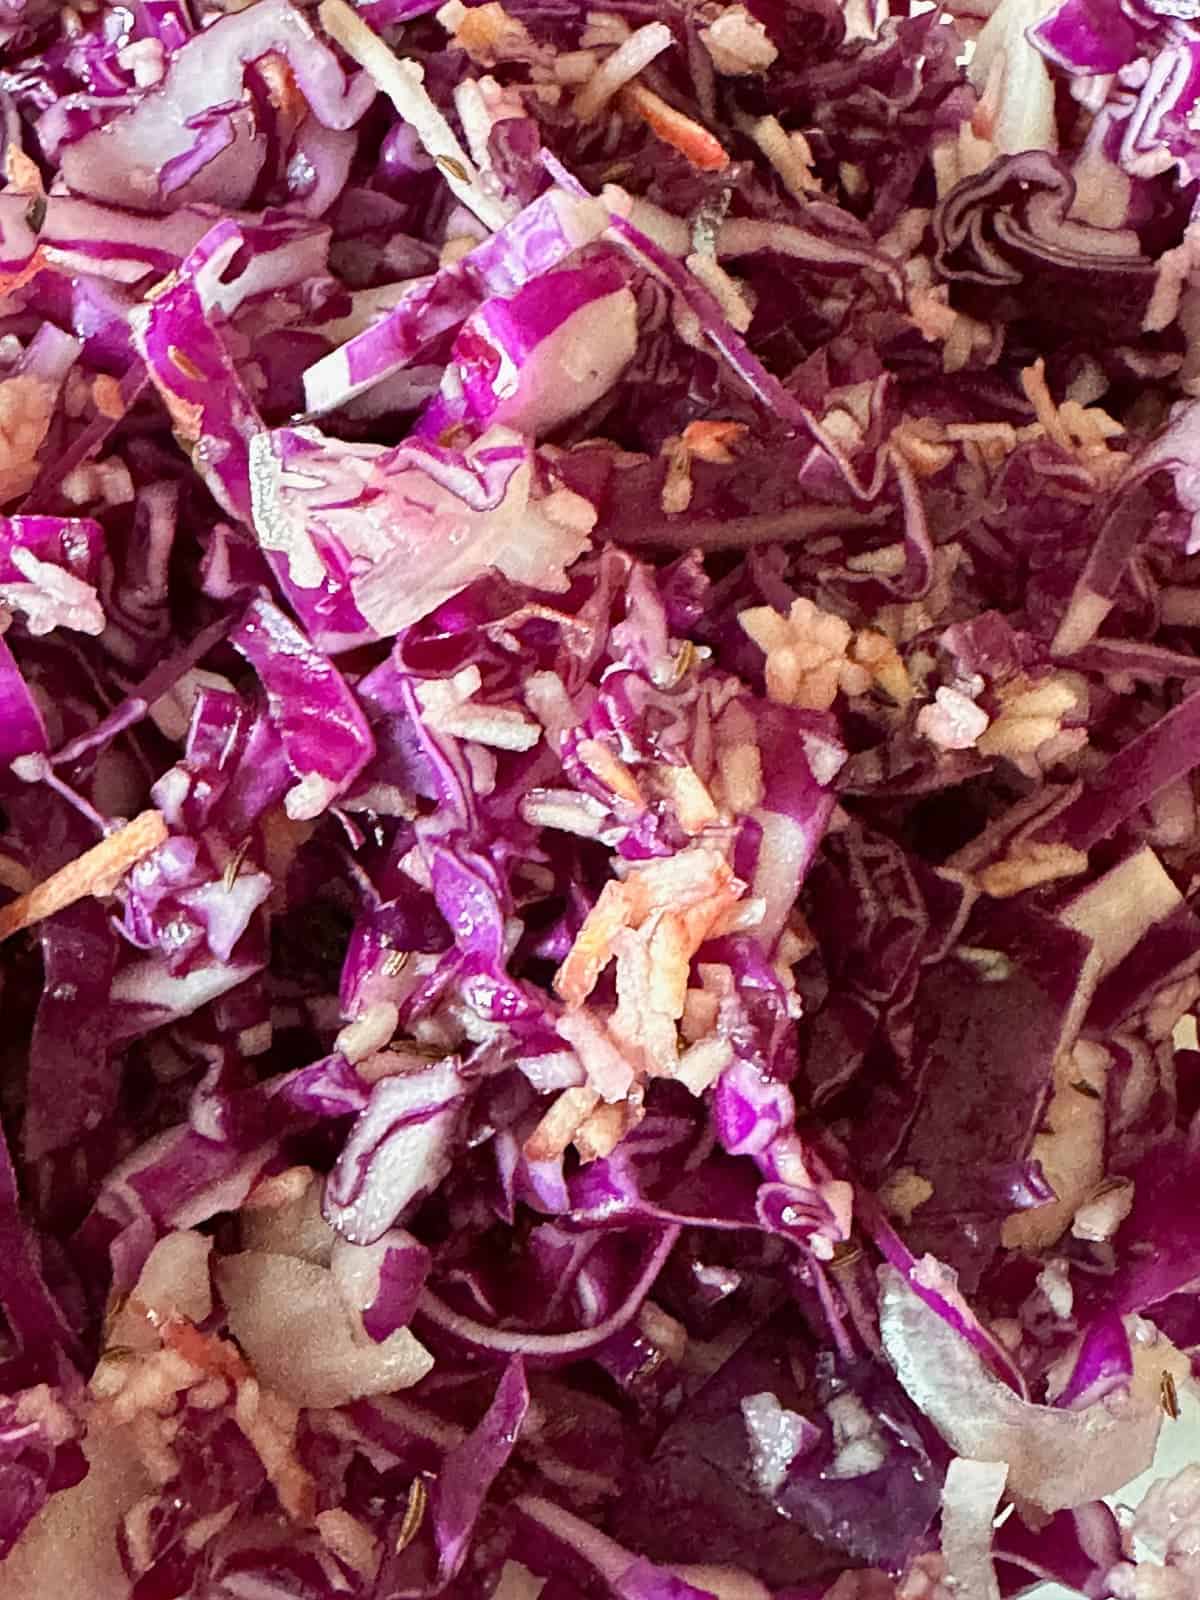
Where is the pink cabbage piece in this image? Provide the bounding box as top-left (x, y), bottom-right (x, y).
top-left (879, 1266), bottom-right (1163, 1514)
top-left (248, 424), bottom-right (596, 640)
top-left (230, 596), bottom-right (375, 819)
top-left (301, 188), bottom-right (611, 412)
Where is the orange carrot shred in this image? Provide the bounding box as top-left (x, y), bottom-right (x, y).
top-left (621, 84), bottom-right (730, 173)
top-left (255, 50), bottom-right (308, 126)
top-left (681, 419), bottom-right (749, 463)
top-left (4, 146), bottom-right (43, 195)
top-left (163, 1318), bottom-right (251, 1382)
top-left (0, 247), bottom-right (47, 301)
top-left (0, 809), bottom-right (168, 942)
top-left (92, 374), bottom-right (125, 421)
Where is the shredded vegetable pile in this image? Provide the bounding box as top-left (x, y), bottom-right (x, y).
top-left (3, 0), bottom-right (1200, 1594)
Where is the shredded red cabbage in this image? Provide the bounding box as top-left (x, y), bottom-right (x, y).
top-left (1, 0), bottom-right (1200, 1596)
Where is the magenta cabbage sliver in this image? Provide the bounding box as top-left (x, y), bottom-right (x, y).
top-left (2, 0), bottom-right (1200, 1596)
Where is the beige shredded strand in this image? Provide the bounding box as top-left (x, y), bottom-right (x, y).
top-left (0, 809), bottom-right (168, 942)
top-left (319, 0), bottom-right (513, 231)
top-left (1020, 359), bottom-right (1073, 452)
top-left (524, 1085), bottom-right (600, 1161)
top-left (573, 20), bottom-right (673, 120)
top-left (576, 738), bottom-right (644, 807)
top-left (977, 842), bottom-right (1089, 900)
top-left (572, 1099), bottom-right (628, 1162)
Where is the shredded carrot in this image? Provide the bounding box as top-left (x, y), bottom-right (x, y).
top-left (158, 384), bottom-right (204, 443)
top-left (681, 419), bottom-right (748, 463)
top-left (4, 145), bottom-right (43, 195)
top-left (234, 1378), bottom-right (316, 1523)
top-left (554, 879), bottom-right (630, 1008)
top-left (1020, 357), bottom-right (1073, 453)
top-left (573, 1099), bottom-right (629, 1162)
top-left (524, 1085), bottom-right (600, 1161)
top-left (0, 247), bottom-right (47, 301)
top-left (163, 1319), bottom-right (251, 1382)
top-left (255, 50), bottom-right (309, 130)
top-left (92, 374), bottom-right (126, 421)
top-left (0, 809), bottom-right (168, 942)
top-left (555, 847), bottom-right (741, 1013)
top-left (453, 0), bottom-right (535, 63)
top-left (621, 84), bottom-right (730, 172)
top-left (651, 761), bottom-right (719, 833)
top-left (576, 737), bottom-right (645, 807)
